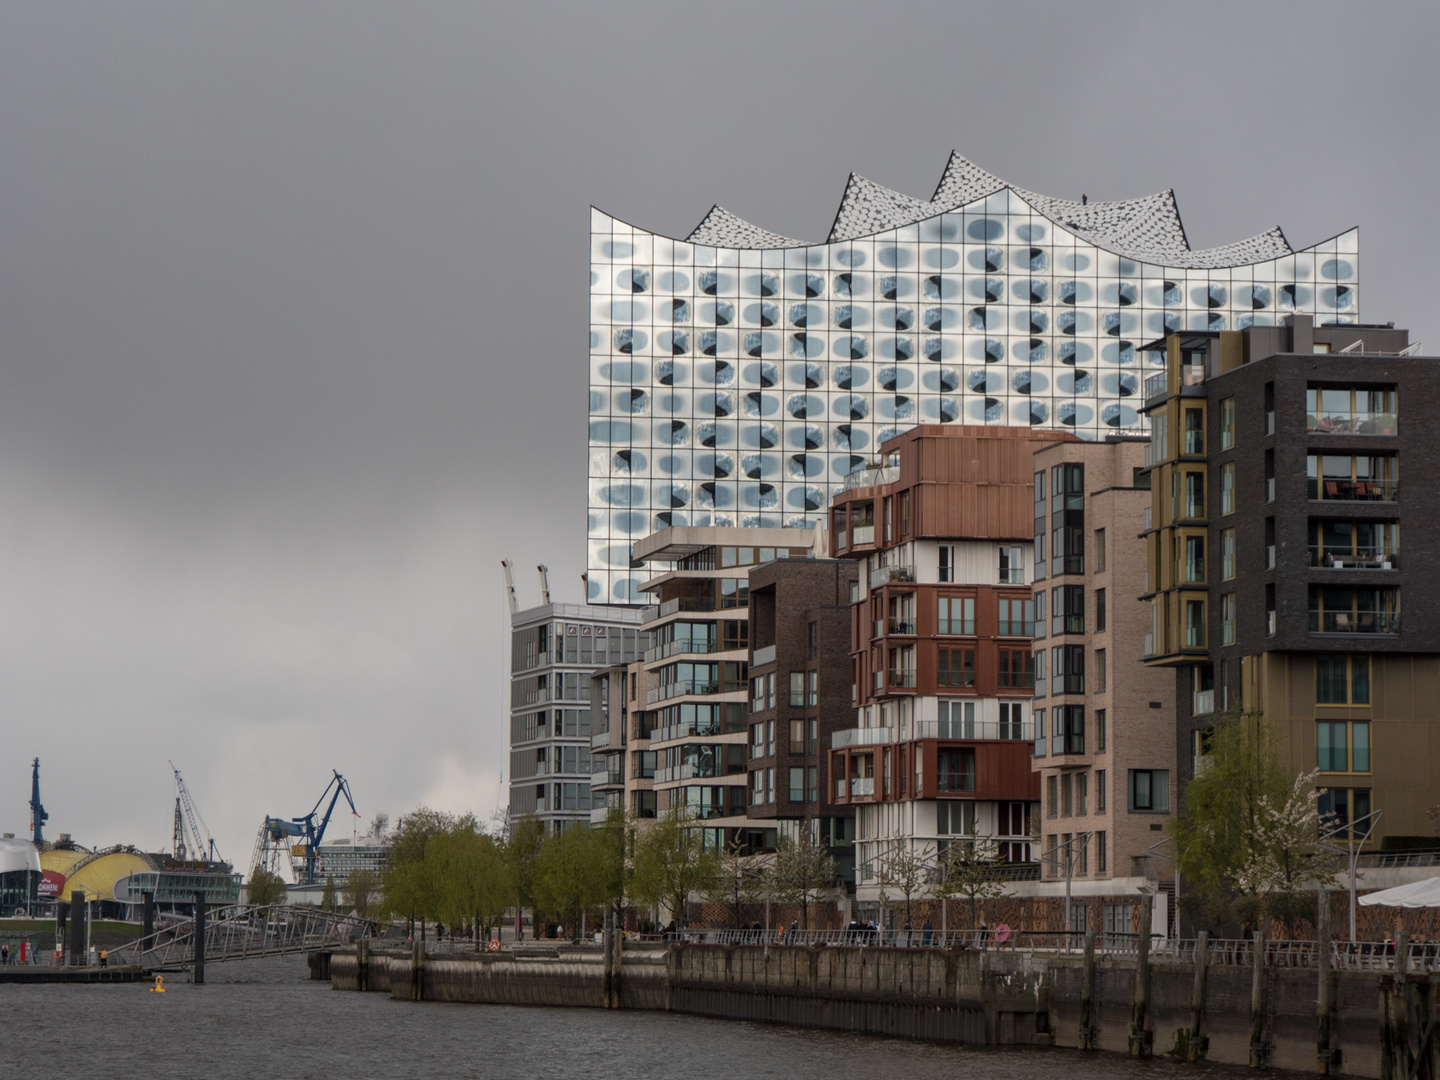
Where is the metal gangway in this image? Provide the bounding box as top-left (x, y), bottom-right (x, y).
top-left (108, 904), bottom-right (374, 972)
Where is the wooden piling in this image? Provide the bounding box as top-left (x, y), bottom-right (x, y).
top-left (1183, 929), bottom-right (1209, 1061)
top-left (1392, 932), bottom-right (1412, 1080)
top-left (1317, 894), bottom-right (1333, 1074)
top-left (1249, 931), bottom-right (1268, 1069)
top-left (411, 938), bottom-right (425, 1002)
top-left (1129, 895), bottom-right (1153, 1058)
top-left (1079, 931), bottom-right (1097, 1050)
top-left (357, 939), bottom-right (369, 993)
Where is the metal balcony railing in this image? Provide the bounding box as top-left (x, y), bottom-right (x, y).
top-left (1310, 546), bottom-right (1398, 570)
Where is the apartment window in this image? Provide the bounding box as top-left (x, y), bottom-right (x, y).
top-left (1052, 644), bottom-right (1085, 695)
top-left (807, 621), bottom-right (818, 659)
top-left (1221, 529), bottom-right (1236, 579)
top-left (1183, 406), bottom-right (1205, 455)
top-left (999, 597), bottom-right (1036, 636)
top-left (1033, 591), bottom-right (1047, 639)
top-left (998, 649), bottom-right (1035, 690)
top-left (806, 766), bottom-right (817, 803)
top-left (789, 767), bottom-right (806, 802)
top-left (1094, 529), bottom-right (1106, 573)
top-left (1185, 471), bottom-right (1205, 519)
top-left (1046, 774), bottom-right (1058, 818)
top-left (1306, 387), bottom-right (1398, 436)
top-left (1061, 773), bottom-right (1073, 816)
top-left (1220, 397), bottom-right (1236, 450)
top-left (899, 491), bottom-right (911, 536)
top-left (1221, 463), bottom-right (1235, 515)
top-left (1128, 769), bottom-right (1170, 813)
top-left (1317, 720), bottom-right (1371, 773)
top-left (1309, 587), bottom-right (1401, 634)
top-left (884, 496), bottom-right (893, 542)
top-left (1052, 585), bottom-right (1084, 634)
top-left (1095, 588), bottom-right (1106, 633)
top-left (807, 670), bottom-right (818, 706)
top-left (750, 723), bottom-right (765, 760)
top-left (938, 648), bottom-right (976, 688)
top-left (767, 672), bottom-right (775, 709)
top-left (767, 720), bottom-right (775, 756)
top-left (1318, 787), bottom-right (1372, 838)
top-left (789, 671), bottom-right (805, 708)
top-left (1034, 708), bottom-right (1047, 758)
top-left (790, 719), bottom-right (806, 752)
top-left (1311, 520), bottom-right (1399, 569)
top-left (1094, 649), bottom-right (1106, 693)
top-left (938, 596), bottom-right (975, 635)
top-left (937, 750), bottom-right (975, 793)
top-left (1316, 654), bottom-right (1371, 704)
top-left (1185, 598), bottom-right (1206, 648)
top-left (1307, 454), bottom-right (1399, 501)
top-left (998, 702), bottom-right (1026, 739)
top-left (1221, 594), bottom-right (1236, 645)
top-left (751, 678), bottom-right (765, 713)
top-left (1182, 534), bottom-right (1205, 583)
top-left (767, 766), bottom-right (775, 804)
top-left (1076, 772), bottom-right (1089, 815)
top-left (999, 546), bottom-right (1025, 584)
top-left (1096, 831), bottom-right (1107, 873)
top-left (938, 544), bottom-right (956, 583)
top-left (936, 800), bottom-right (977, 836)
top-left (1095, 709), bottom-right (1106, 752)
top-left (1056, 705), bottom-right (1085, 755)
top-left (1096, 769), bottom-right (1106, 813)
top-left (1052, 462), bottom-right (1084, 575)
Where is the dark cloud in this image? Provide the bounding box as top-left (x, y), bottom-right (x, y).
top-left (1, 1), bottom-right (1435, 863)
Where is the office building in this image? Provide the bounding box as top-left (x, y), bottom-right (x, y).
top-left (588, 151), bottom-right (1362, 605)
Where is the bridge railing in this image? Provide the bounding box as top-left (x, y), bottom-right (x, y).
top-left (108, 904), bottom-right (374, 971)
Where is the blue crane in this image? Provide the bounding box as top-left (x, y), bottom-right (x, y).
top-left (257, 770), bottom-right (359, 886)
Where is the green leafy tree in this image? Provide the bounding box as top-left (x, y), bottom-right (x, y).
top-left (380, 806), bottom-right (455, 926)
top-left (934, 834), bottom-right (1008, 929)
top-left (248, 866), bottom-right (288, 907)
top-left (874, 841), bottom-right (930, 931)
top-left (630, 808), bottom-right (719, 928)
top-left (431, 821), bottom-right (511, 946)
top-left (707, 846), bottom-right (772, 929)
top-left (502, 814), bottom-right (547, 939)
top-left (320, 874), bottom-right (339, 912)
top-left (531, 823), bottom-right (616, 940)
top-left (772, 827), bottom-right (834, 930)
top-left (344, 869), bottom-right (379, 921)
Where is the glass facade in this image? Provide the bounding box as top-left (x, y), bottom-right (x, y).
top-left (588, 153), bottom-right (1359, 602)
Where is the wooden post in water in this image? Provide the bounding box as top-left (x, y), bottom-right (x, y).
top-left (602, 908), bottom-right (615, 1008)
top-left (192, 891), bottom-right (206, 985)
top-left (1249, 931), bottom-right (1268, 1069)
top-left (411, 937), bottom-right (425, 1001)
top-left (357, 938), bottom-right (369, 993)
top-left (1128, 894), bottom-right (1153, 1058)
top-left (1079, 930), bottom-right (1097, 1050)
top-left (1186, 930), bottom-right (1209, 1061)
top-left (1317, 894), bottom-right (1334, 1074)
top-left (1393, 932), bottom-right (1412, 1080)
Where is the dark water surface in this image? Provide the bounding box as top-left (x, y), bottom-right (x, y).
top-left (4, 956), bottom-right (1257, 1079)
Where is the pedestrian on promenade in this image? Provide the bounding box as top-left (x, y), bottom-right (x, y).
top-left (978, 921), bottom-right (990, 951)
top-left (1, 943), bottom-right (9, 965)
top-left (922, 920), bottom-right (933, 947)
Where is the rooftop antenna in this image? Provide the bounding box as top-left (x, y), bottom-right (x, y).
top-left (29, 758), bottom-right (48, 846)
top-left (537, 564), bottom-right (552, 606)
top-left (500, 560), bottom-right (518, 616)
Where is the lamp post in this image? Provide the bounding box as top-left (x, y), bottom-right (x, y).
top-left (1317, 807), bottom-right (1381, 942)
top-left (1039, 832), bottom-right (1091, 949)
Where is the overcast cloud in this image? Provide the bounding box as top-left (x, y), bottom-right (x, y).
top-left (2, 2), bottom-right (1436, 867)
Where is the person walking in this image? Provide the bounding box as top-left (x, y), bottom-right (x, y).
top-left (978, 920), bottom-right (990, 951)
top-left (1, 943), bottom-right (9, 965)
top-left (921, 920), bottom-right (933, 947)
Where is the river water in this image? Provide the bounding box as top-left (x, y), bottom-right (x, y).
top-left (4, 956), bottom-right (1255, 1079)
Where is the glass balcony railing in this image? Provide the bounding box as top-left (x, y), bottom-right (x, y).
top-left (915, 718), bottom-right (1034, 741)
top-left (832, 727), bottom-right (897, 749)
top-left (887, 668), bottom-right (917, 688)
top-left (1308, 477), bottom-right (1398, 501)
top-left (1307, 411), bottom-right (1398, 436)
top-left (851, 525), bottom-right (875, 546)
top-left (751, 644), bottom-right (776, 667)
top-left (1143, 372), bottom-right (1167, 400)
top-left (1193, 689), bottom-right (1214, 716)
top-left (937, 773), bottom-right (977, 794)
top-left (870, 565), bottom-right (916, 588)
top-left (848, 777), bottom-right (874, 797)
top-left (644, 638), bottom-right (723, 662)
top-left (1310, 546), bottom-right (1398, 570)
top-left (647, 680), bottom-right (722, 704)
top-left (1310, 610), bottom-right (1401, 634)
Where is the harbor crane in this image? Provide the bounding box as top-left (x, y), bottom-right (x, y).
top-left (250, 770), bottom-right (359, 885)
top-left (29, 758), bottom-right (48, 845)
top-left (169, 761), bottom-right (221, 864)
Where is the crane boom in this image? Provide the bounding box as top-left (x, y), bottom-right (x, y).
top-left (170, 761), bottom-right (220, 864)
top-left (500, 559), bottom-right (518, 616)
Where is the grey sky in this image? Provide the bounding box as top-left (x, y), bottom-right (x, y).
top-left (2, 2), bottom-right (1436, 867)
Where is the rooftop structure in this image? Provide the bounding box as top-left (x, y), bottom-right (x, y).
top-left (588, 152), bottom-right (1361, 604)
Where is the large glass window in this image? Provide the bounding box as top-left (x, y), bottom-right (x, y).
top-left (1185, 598), bottom-right (1206, 647)
top-left (1311, 521), bottom-right (1399, 569)
top-left (1052, 585), bottom-right (1084, 634)
top-left (1220, 398), bottom-right (1235, 450)
top-left (1221, 529), bottom-right (1236, 579)
top-left (1307, 454), bottom-right (1398, 501)
top-left (999, 598), bottom-right (1035, 636)
top-left (1183, 406), bottom-right (1205, 454)
top-left (1317, 720), bottom-right (1370, 773)
top-left (1318, 787), bottom-right (1372, 838)
top-left (1052, 644), bottom-right (1085, 695)
top-left (937, 750), bottom-right (976, 793)
top-left (937, 648), bottom-right (975, 688)
top-left (938, 596), bottom-right (975, 635)
top-left (1128, 769), bottom-right (1169, 813)
top-left (1221, 463), bottom-right (1235, 515)
top-left (1309, 587), bottom-right (1400, 634)
top-left (1316, 654), bottom-right (1370, 704)
top-left (1306, 387), bottom-right (1397, 435)
top-left (1051, 462), bottom-right (1084, 575)
top-left (1183, 535), bottom-right (1206, 583)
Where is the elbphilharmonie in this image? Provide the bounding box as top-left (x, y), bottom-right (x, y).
top-left (587, 152), bottom-right (1358, 604)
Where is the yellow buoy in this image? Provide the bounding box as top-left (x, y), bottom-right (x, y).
top-left (150, 975), bottom-right (166, 993)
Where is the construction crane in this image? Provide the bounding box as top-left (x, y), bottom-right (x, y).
top-left (29, 758), bottom-right (48, 845)
top-left (500, 559), bottom-right (518, 615)
top-left (537, 564), bottom-right (551, 605)
top-left (252, 770), bottom-right (359, 886)
top-left (169, 761), bottom-right (220, 864)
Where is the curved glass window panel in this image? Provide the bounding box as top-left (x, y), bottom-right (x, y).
top-left (789, 332), bottom-right (824, 359)
top-left (984, 338), bottom-right (1005, 363)
top-left (788, 303), bottom-right (821, 328)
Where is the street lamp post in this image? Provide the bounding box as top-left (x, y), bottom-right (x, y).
top-left (1040, 832), bottom-right (1092, 948)
top-left (1317, 807), bottom-right (1381, 942)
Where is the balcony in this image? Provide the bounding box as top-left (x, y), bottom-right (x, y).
top-left (1143, 372), bottom-right (1167, 400)
top-left (645, 638), bottom-right (723, 662)
top-left (1307, 412), bottom-right (1398, 437)
top-left (1310, 546), bottom-right (1398, 570)
top-left (644, 596), bottom-right (724, 624)
top-left (751, 644), bottom-right (776, 667)
top-left (590, 766), bottom-right (624, 786)
top-left (647, 679), bottom-right (721, 704)
top-left (887, 618), bottom-right (916, 635)
top-left (848, 777), bottom-right (875, 797)
top-left (1308, 478), bottom-right (1398, 502)
top-left (590, 730), bottom-right (612, 750)
top-left (1309, 611), bottom-right (1401, 634)
top-left (915, 718), bottom-right (1035, 741)
top-left (869, 565), bottom-right (916, 588)
top-left (851, 525), bottom-right (875, 546)
top-left (936, 773), bottom-right (977, 794)
top-left (998, 568), bottom-right (1026, 585)
top-left (832, 727), bottom-right (897, 749)
top-left (887, 668), bottom-right (917, 689)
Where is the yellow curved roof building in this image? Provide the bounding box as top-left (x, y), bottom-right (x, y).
top-left (40, 849), bottom-right (155, 902)
top-left (39, 848), bottom-right (89, 878)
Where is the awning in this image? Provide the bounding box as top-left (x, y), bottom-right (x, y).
top-left (1358, 878), bottom-right (1440, 908)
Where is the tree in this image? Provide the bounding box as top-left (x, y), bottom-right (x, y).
top-left (344, 869), bottom-right (379, 921)
top-left (531, 823), bottom-right (616, 940)
top-left (380, 806), bottom-right (455, 926)
top-left (430, 821), bottom-right (509, 946)
top-left (502, 814), bottom-right (547, 939)
top-left (934, 834), bottom-right (1008, 929)
top-left (320, 874), bottom-right (339, 912)
top-left (1236, 771), bottom-right (1343, 934)
top-left (772, 827), bottom-right (834, 930)
top-left (874, 841), bottom-right (930, 931)
top-left (707, 846), bottom-right (772, 929)
top-left (629, 808), bottom-right (718, 928)
top-left (248, 866), bottom-right (288, 907)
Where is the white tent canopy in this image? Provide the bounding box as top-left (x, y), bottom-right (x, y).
top-left (1358, 878), bottom-right (1440, 908)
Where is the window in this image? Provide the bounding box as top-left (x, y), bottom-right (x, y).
top-left (899, 491), bottom-right (910, 536)
top-left (789, 671), bottom-right (805, 707)
top-left (938, 596), bottom-right (975, 635)
top-left (1052, 463), bottom-right (1084, 575)
top-left (1317, 720), bottom-right (1370, 773)
top-left (1309, 587), bottom-right (1401, 634)
top-left (807, 670), bottom-right (818, 706)
top-left (767, 766), bottom-right (775, 804)
top-left (751, 723), bottom-right (765, 760)
top-left (1052, 644), bottom-right (1084, 694)
top-left (789, 767), bottom-right (806, 802)
top-left (998, 702), bottom-right (1026, 739)
top-left (1183, 534), bottom-right (1205, 583)
top-left (1052, 585), bottom-right (1084, 634)
top-left (1306, 387), bottom-right (1398, 436)
top-left (1311, 521), bottom-right (1399, 569)
top-left (1220, 398), bottom-right (1235, 450)
top-left (999, 546), bottom-right (1025, 584)
top-left (790, 719), bottom-right (806, 752)
top-left (938, 544), bottom-right (956, 583)
top-left (1095, 588), bottom-right (1106, 633)
top-left (1221, 594), bottom-right (1236, 645)
top-left (1128, 769), bottom-right (1170, 813)
top-left (1184, 471), bottom-right (1205, 519)
top-left (936, 800), bottom-right (977, 836)
top-left (807, 621), bottom-right (818, 659)
top-left (937, 750), bottom-right (975, 793)
top-left (1061, 773), bottom-right (1073, 816)
top-left (1221, 529), bottom-right (1235, 579)
top-left (884, 496), bottom-right (893, 543)
top-left (1318, 787), bottom-right (1372, 838)
top-left (1094, 649), bottom-right (1106, 693)
top-left (1055, 705), bottom-right (1085, 755)
top-left (1034, 707), bottom-right (1047, 758)
top-left (1183, 406), bottom-right (1205, 455)
top-left (1046, 775), bottom-right (1058, 818)
top-left (1095, 709), bottom-right (1106, 752)
top-left (806, 766), bottom-right (817, 803)
top-left (1096, 831), bottom-right (1107, 873)
top-left (1096, 770), bottom-right (1106, 813)
top-left (767, 672), bottom-right (775, 708)
top-left (1307, 454), bottom-right (1399, 501)
top-left (1094, 529), bottom-right (1106, 573)
top-left (999, 597), bottom-right (1035, 636)
top-left (1221, 463), bottom-right (1235, 515)
top-left (1185, 598), bottom-right (1206, 647)
top-left (1316, 654), bottom-right (1370, 704)
top-left (998, 649), bottom-right (1035, 690)
top-left (1033, 590), bottom-right (1047, 639)
top-left (1076, 772), bottom-right (1089, 815)
top-left (938, 648), bottom-right (976, 688)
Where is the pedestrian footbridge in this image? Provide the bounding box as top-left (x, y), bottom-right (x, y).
top-left (108, 904), bottom-right (372, 972)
